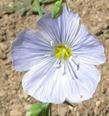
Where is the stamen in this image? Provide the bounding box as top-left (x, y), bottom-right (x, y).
top-left (63, 63), bottom-right (67, 75)
top-left (50, 41), bottom-right (54, 47)
top-left (55, 61), bottom-right (61, 68)
top-left (72, 58), bottom-right (80, 70)
top-left (54, 44), bottom-right (73, 60)
top-left (44, 54), bottom-right (51, 57)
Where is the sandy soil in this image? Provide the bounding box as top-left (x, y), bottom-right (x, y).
top-left (0, 0), bottom-right (109, 116)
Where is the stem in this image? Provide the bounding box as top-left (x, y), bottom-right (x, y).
top-left (49, 103), bottom-right (52, 116)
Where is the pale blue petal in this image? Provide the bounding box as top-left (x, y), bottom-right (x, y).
top-left (63, 58), bottom-right (100, 103)
top-left (22, 57), bottom-right (100, 103)
top-left (73, 32), bottom-right (105, 65)
top-left (61, 7), bottom-right (80, 44)
top-left (22, 60), bottom-right (65, 104)
top-left (69, 24), bottom-right (88, 47)
top-left (12, 29), bottom-right (53, 71)
top-left (37, 6), bottom-right (80, 44)
top-left (38, 14), bottom-right (60, 44)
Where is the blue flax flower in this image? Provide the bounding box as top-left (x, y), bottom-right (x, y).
top-left (12, 6), bottom-right (105, 104)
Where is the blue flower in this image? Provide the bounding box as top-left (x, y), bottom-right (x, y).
top-left (12, 6), bottom-right (105, 104)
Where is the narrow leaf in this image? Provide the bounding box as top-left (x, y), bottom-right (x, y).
top-left (27, 103), bottom-right (50, 116)
top-left (39, 0), bottom-right (54, 4)
top-left (51, 0), bottom-right (63, 18)
top-left (32, 0), bottom-right (44, 16)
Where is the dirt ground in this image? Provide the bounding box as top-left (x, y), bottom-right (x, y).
top-left (0, 0), bottom-right (109, 116)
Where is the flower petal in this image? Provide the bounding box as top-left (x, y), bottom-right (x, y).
top-left (63, 58), bottom-right (100, 103)
top-left (73, 31), bottom-right (105, 65)
top-left (22, 60), bottom-right (65, 104)
top-left (37, 6), bottom-right (80, 44)
top-left (12, 29), bottom-right (53, 71)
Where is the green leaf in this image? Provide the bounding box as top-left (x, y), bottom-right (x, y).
top-left (39, 0), bottom-right (54, 4)
top-left (51, 0), bottom-right (63, 18)
top-left (32, 0), bottom-right (44, 16)
top-left (27, 103), bottom-right (50, 116)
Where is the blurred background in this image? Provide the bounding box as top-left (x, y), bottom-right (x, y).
top-left (0, 0), bottom-right (109, 116)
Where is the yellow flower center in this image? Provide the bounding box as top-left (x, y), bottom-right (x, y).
top-left (54, 44), bottom-right (73, 60)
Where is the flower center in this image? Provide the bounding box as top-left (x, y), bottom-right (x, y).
top-left (54, 44), bottom-right (73, 60)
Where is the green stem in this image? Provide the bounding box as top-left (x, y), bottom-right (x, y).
top-left (49, 103), bottom-right (52, 116)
